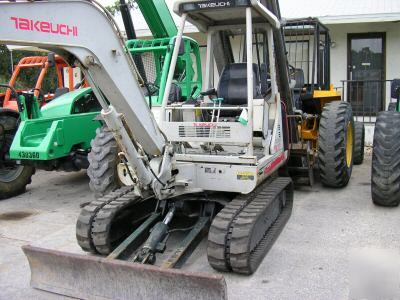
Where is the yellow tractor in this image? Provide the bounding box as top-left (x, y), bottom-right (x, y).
top-left (284, 18), bottom-right (365, 186)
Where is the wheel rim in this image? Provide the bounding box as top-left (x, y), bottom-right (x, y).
top-left (0, 165), bottom-right (24, 183)
top-left (346, 122), bottom-right (353, 168)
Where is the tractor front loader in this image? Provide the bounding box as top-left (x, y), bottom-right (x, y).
top-left (283, 18), bottom-right (364, 186)
top-left (0, 54), bottom-right (79, 199)
top-left (1, 0), bottom-right (294, 299)
top-left (371, 79), bottom-right (400, 206)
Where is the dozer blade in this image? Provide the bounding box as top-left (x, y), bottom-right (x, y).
top-left (22, 245), bottom-right (227, 300)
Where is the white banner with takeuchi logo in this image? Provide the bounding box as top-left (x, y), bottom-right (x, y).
top-left (10, 17), bottom-right (78, 37)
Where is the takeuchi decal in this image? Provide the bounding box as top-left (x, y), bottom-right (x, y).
top-left (11, 17), bottom-right (78, 37)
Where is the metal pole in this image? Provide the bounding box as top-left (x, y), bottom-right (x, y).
top-left (246, 7), bottom-right (254, 156)
top-left (10, 49), bottom-right (13, 74)
top-left (161, 13), bottom-right (187, 122)
top-left (204, 31), bottom-right (214, 91)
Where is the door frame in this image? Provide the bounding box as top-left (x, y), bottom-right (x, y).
top-left (347, 32), bottom-right (386, 115)
top-left (347, 32), bottom-right (386, 81)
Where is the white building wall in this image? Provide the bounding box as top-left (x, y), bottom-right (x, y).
top-left (328, 22), bottom-right (400, 88)
top-left (327, 22), bottom-right (400, 144)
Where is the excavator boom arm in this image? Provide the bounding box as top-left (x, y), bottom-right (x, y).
top-left (0, 0), bottom-right (165, 156)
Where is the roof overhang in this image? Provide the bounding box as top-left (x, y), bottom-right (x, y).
top-left (311, 13), bottom-right (400, 25)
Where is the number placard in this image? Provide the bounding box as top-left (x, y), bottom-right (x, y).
top-left (18, 151), bottom-right (40, 159)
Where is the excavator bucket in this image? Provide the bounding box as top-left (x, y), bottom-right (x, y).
top-left (22, 245), bottom-right (227, 300)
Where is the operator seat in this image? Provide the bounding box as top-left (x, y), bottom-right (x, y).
top-left (292, 68), bottom-right (305, 109)
top-left (218, 63), bottom-right (261, 106)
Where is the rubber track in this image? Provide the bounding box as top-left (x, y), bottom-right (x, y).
top-left (207, 177), bottom-right (293, 274)
top-left (76, 186), bottom-right (135, 253)
top-left (91, 191), bottom-right (141, 255)
top-left (371, 111), bottom-right (400, 206)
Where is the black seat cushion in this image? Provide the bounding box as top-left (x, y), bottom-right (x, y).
top-left (217, 63), bottom-right (260, 106)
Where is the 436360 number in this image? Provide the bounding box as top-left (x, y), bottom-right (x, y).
top-left (18, 151), bottom-right (40, 159)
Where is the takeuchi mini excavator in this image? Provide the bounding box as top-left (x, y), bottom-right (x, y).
top-left (0, 0), bottom-right (294, 299)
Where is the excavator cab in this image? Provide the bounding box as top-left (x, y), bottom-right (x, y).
top-left (161, 0), bottom-right (290, 169)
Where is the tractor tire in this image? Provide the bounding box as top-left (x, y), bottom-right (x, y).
top-left (388, 102), bottom-right (397, 112)
top-left (354, 121), bottom-right (365, 165)
top-left (371, 111), bottom-right (400, 207)
top-left (318, 101), bottom-right (355, 188)
top-left (87, 126), bottom-right (122, 198)
top-left (0, 114), bottom-right (34, 200)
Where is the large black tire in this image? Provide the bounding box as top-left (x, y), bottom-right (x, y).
top-left (87, 126), bottom-right (121, 198)
top-left (371, 111), bottom-right (400, 207)
top-left (0, 114), bottom-right (34, 200)
top-left (318, 101), bottom-right (355, 188)
top-left (354, 121), bottom-right (365, 165)
top-left (388, 102), bottom-right (397, 112)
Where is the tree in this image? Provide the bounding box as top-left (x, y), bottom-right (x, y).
top-left (0, 45), bottom-right (12, 84)
top-left (106, 0), bottom-right (137, 16)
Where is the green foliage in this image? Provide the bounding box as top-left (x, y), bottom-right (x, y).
top-left (106, 0), bottom-right (137, 16)
top-left (0, 45), bottom-right (12, 88)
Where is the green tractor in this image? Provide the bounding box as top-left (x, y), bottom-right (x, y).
top-left (371, 79), bottom-right (400, 206)
top-left (2, 37), bottom-right (202, 199)
top-left (0, 54), bottom-right (82, 199)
